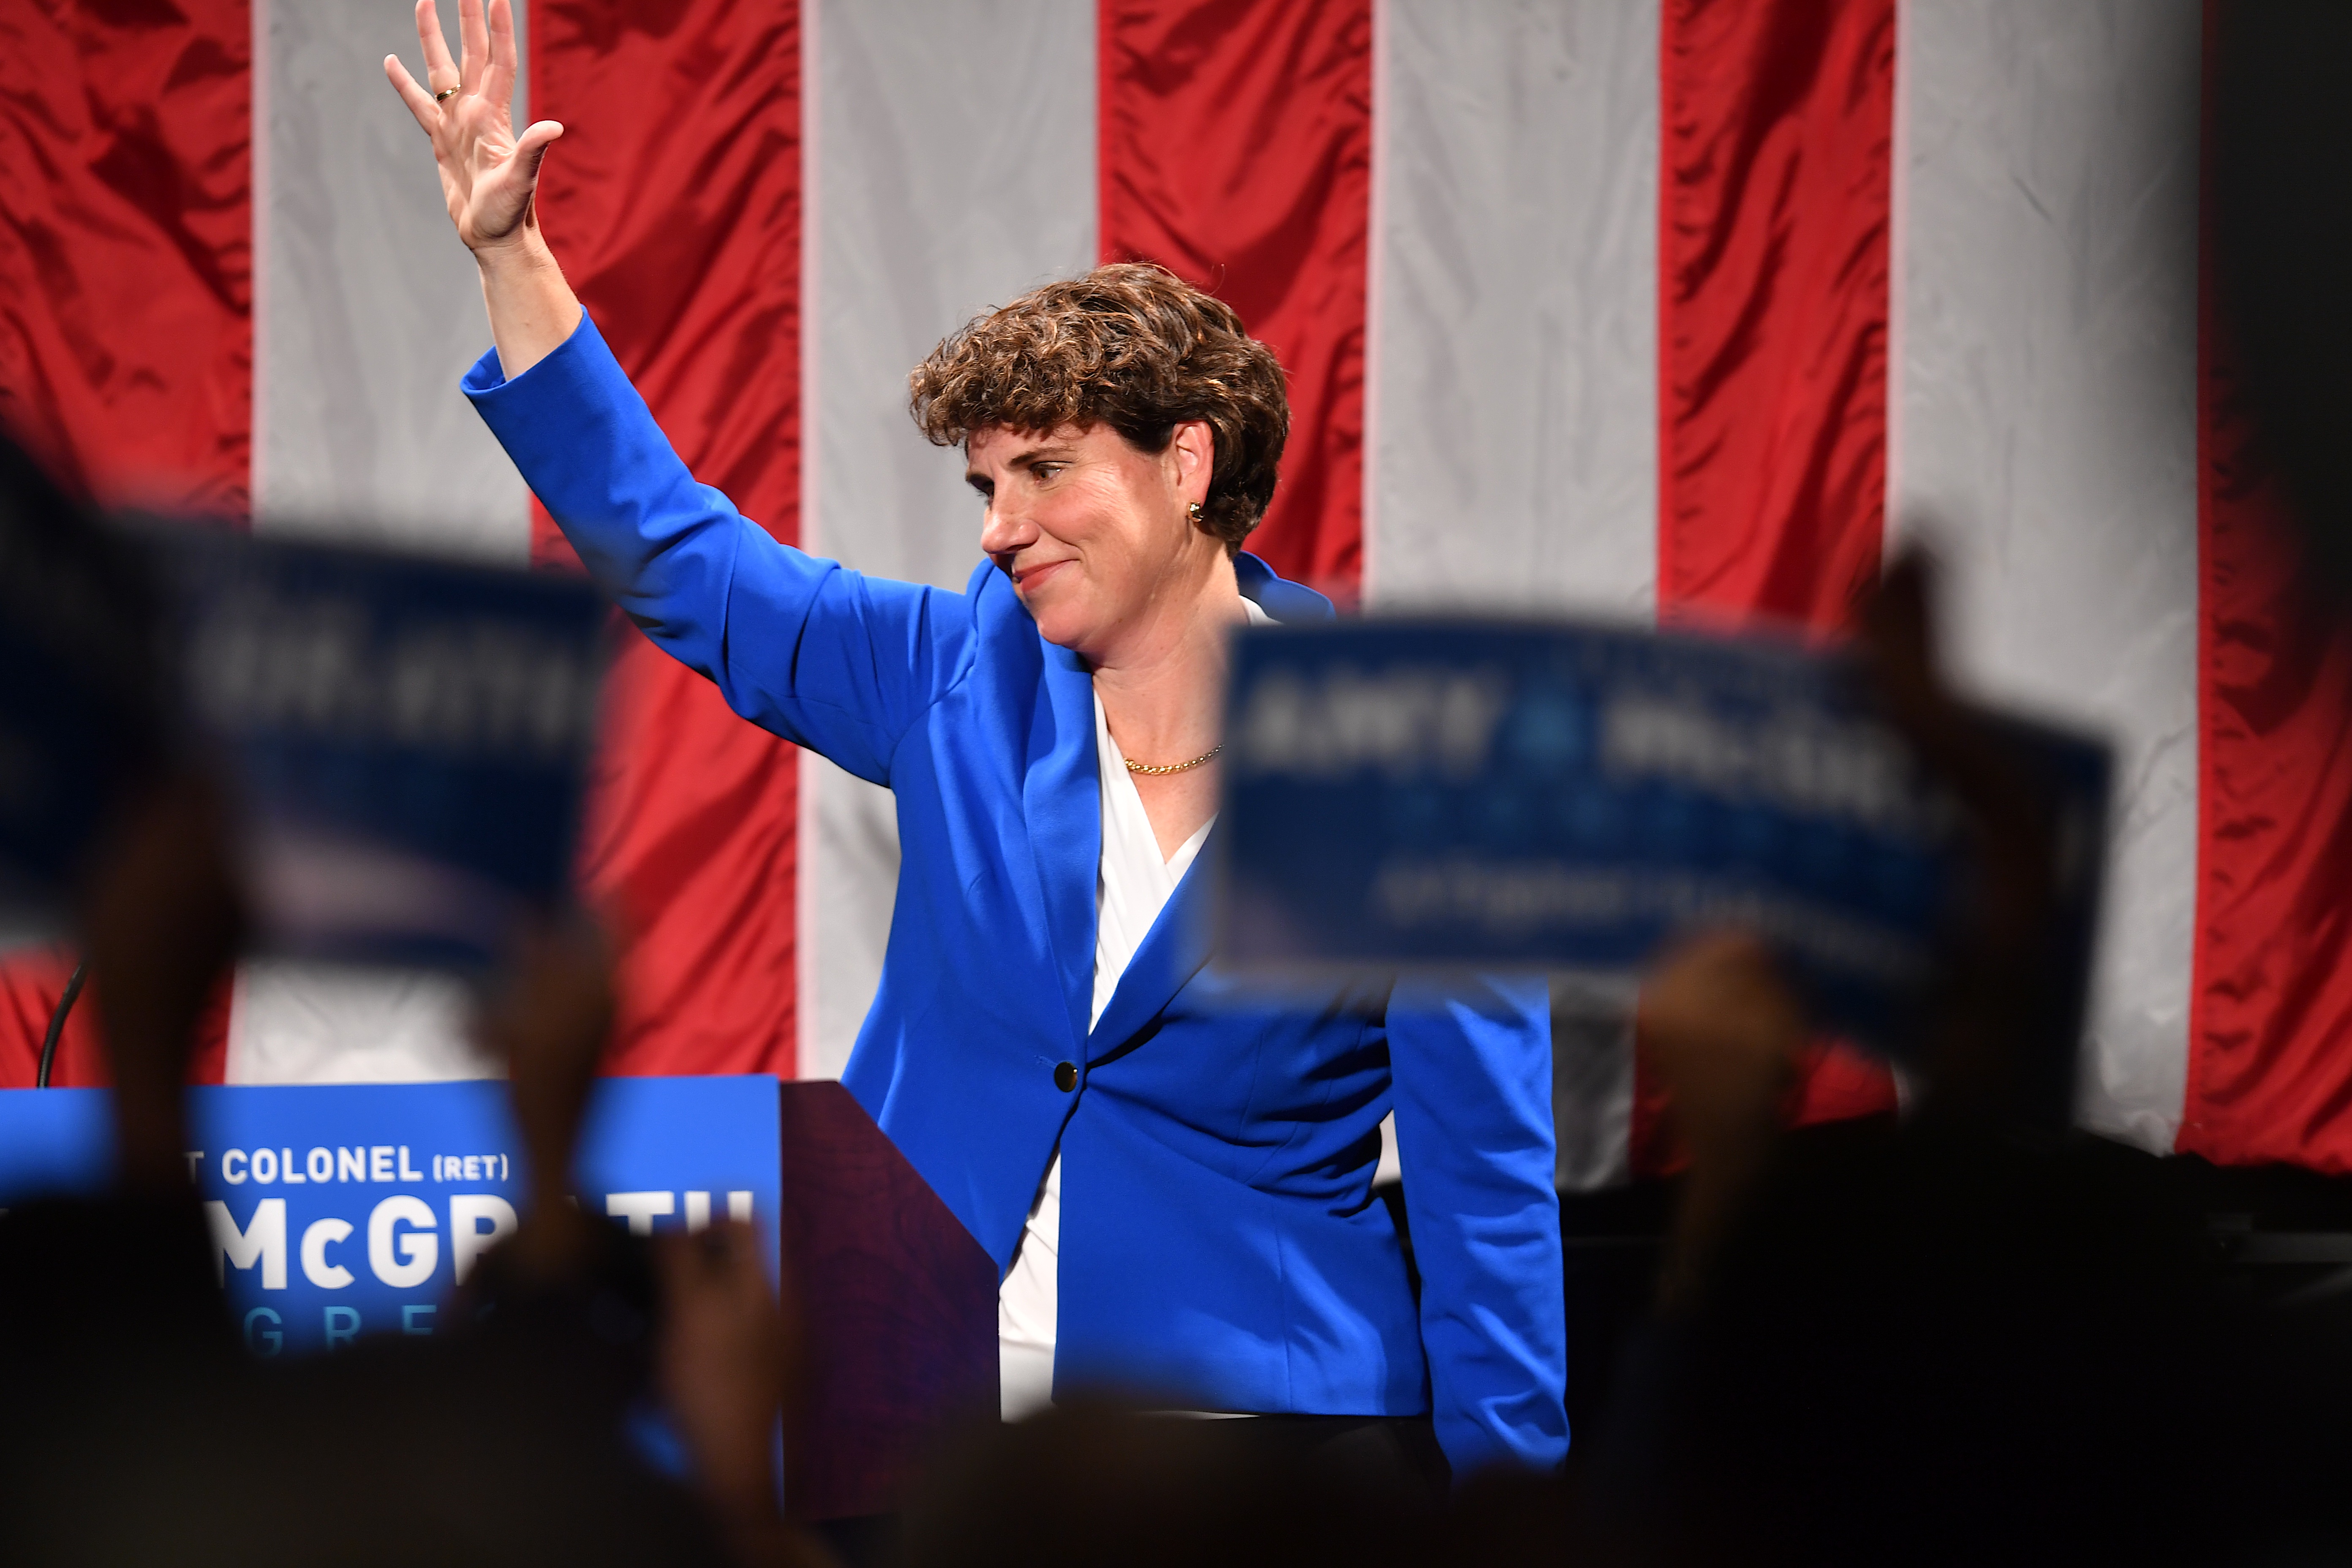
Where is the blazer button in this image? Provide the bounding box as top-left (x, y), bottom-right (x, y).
top-left (1054, 1061), bottom-right (1078, 1092)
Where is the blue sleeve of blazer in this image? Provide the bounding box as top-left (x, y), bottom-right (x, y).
top-left (460, 311), bottom-right (971, 784)
top-left (1390, 973), bottom-right (1569, 1473)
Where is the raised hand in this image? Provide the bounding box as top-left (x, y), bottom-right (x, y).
top-left (381, 0), bottom-right (583, 379)
top-left (1638, 931), bottom-right (1806, 1158)
top-left (655, 1223), bottom-right (805, 1560)
top-left (80, 773), bottom-right (247, 1192)
top-left (1638, 931), bottom-right (1808, 1310)
top-left (474, 917), bottom-right (615, 1232)
top-left (383, 0), bottom-right (562, 254)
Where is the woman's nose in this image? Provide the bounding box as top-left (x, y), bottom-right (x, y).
top-left (979, 498), bottom-right (1032, 558)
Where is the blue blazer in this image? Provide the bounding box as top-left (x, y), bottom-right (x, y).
top-left (464, 314), bottom-right (1568, 1474)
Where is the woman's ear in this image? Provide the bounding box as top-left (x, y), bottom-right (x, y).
top-left (1170, 419), bottom-right (1215, 506)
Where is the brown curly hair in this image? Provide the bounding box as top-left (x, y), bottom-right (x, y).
top-left (907, 264), bottom-right (1289, 552)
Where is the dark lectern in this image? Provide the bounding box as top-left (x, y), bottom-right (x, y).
top-left (777, 1081), bottom-right (998, 1522)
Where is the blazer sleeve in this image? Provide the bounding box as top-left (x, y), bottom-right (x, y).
top-left (462, 311), bottom-right (975, 785)
top-left (1386, 972), bottom-right (1568, 1477)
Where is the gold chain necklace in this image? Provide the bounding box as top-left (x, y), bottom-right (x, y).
top-left (1124, 743), bottom-right (1222, 776)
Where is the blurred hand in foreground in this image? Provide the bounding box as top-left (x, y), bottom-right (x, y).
top-left (473, 917), bottom-right (615, 1276)
top-left (1637, 931), bottom-right (1807, 1310)
top-left (1857, 548), bottom-right (2066, 1116)
top-left (79, 773), bottom-right (244, 1191)
top-left (656, 1222), bottom-right (813, 1565)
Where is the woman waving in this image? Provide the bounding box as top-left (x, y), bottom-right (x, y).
top-left (387, 0), bottom-right (1565, 1482)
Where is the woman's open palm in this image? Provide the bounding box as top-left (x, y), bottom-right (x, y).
top-left (384, 0), bottom-right (561, 252)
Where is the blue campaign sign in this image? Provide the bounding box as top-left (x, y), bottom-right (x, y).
top-left (0, 1077), bottom-right (780, 1356)
top-left (141, 527), bottom-right (610, 968)
top-left (1215, 619), bottom-right (2110, 1053)
top-left (0, 507), bottom-right (164, 939)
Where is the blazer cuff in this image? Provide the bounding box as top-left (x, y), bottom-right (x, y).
top-left (459, 305), bottom-right (599, 404)
top-left (460, 308), bottom-right (675, 531)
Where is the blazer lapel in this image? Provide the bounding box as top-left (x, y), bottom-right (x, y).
top-left (1024, 642), bottom-right (1100, 1057)
top-left (1085, 825), bottom-right (1216, 1059)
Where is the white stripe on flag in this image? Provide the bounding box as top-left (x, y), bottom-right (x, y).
top-left (253, 0), bottom-right (530, 563)
top-left (1367, 0), bottom-right (1658, 621)
top-left (1889, 0), bottom-right (2203, 1151)
top-left (798, 0), bottom-right (1097, 1080)
top-left (1369, 0), bottom-right (1662, 1190)
top-left (231, 0), bottom-right (533, 1084)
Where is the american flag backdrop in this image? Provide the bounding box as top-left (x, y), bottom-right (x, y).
top-left (4, 0), bottom-right (2340, 1181)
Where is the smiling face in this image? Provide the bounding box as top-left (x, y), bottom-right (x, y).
top-left (968, 419), bottom-right (1222, 662)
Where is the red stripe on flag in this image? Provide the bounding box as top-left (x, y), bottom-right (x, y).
top-left (1098, 0), bottom-right (1372, 600)
top-left (1636, 0), bottom-right (1900, 1174)
top-left (2180, 16), bottom-right (2352, 1173)
top-left (1658, 0), bottom-right (1894, 629)
top-left (2185, 332), bottom-right (2352, 1172)
top-left (0, 0), bottom-right (253, 514)
top-left (0, 0), bottom-right (250, 1087)
top-left (531, 0), bottom-right (802, 1078)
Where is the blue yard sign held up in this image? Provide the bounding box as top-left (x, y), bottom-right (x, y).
top-left (0, 498), bottom-right (165, 942)
top-left (142, 528), bottom-right (610, 969)
top-left (1214, 619), bottom-right (2111, 1064)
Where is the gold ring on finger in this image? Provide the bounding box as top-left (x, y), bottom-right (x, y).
top-left (434, 86), bottom-right (460, 103)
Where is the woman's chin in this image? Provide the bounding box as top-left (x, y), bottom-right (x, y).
top-left (1032, 611), bottom-right (1095, 653)
top-left (1022, 593), bottom-right (1100, 653)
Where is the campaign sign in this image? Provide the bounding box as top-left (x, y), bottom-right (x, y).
top-left (0, 502), bottom-right (163, 942)
top-left (1215, 619), bottom-right (2111, 1055)
top-left (0, 1076), bottom-right (780, 1356)
top-left (141, 528), bottom-right (610, 968)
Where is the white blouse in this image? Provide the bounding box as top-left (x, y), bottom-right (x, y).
top-left (997, 599), bottom-right (1270, 1420)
